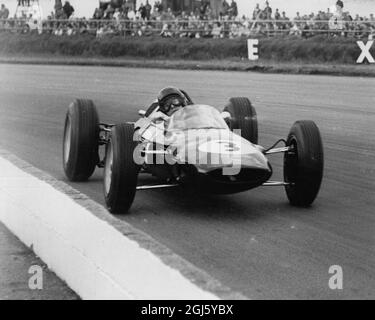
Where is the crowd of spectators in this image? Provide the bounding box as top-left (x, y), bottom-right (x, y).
top-left (250, 1), bottom-right (375, 38)
top-left (0, 1), bottom-right (374, 39)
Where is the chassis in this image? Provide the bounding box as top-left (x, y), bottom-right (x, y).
top-left (63, 94), bottom-right (324, 214)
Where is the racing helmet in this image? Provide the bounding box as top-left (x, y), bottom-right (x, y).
top-left (157, 87), bottom-right (187, 114)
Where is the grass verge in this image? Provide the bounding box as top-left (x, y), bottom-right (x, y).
top-left (0, 54), bottom-right (374, 77)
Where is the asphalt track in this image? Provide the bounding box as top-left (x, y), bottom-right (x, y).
top-left (0, 64), bottom-right (374, 299)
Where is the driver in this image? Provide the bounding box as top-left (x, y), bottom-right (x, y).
top-left (146, 87), bottom-right (189, 121)
top-left (143, 87), bottom-right (189, 180)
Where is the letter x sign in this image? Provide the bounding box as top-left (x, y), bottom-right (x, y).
top-left (357, 41), bottom-right (374, 63)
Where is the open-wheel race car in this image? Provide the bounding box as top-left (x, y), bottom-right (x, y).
top-left (62, 88), bottom-right (324, 214)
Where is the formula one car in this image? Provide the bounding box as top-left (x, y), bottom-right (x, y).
top-left (62, 90), bottom-right (324, 214)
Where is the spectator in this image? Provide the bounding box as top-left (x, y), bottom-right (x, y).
top-left (127, 7), bottom-right (135, 20)
top-left (138, 3), bottom-right (146, 20)
top-left (301, 21), bottom-right (311, 38)
top-left (206, 5), bottom-right (214, 20)
top-left (281, 11), bottom-right (288, 20)
top-left (160, 23), bottom-right (172, 37)
top-left (63, 1), bottom-right (74, 19)
top-left (289, 22), bottom-right (301, 36)
top-left (212, 22), bottom-right (222, 38)
top-left (66, 23), bottom-right (76, 36)
top-left (199, 2), bottom-right (206, 20)
top-left (145, 0), bottom-right (152, 20)
top-left (279, 11), bottom-right (290, 31)
top-left (221, 0), bottom-right (230, 19)
top-left (163, 7), bottom-right (174, 21)
top-left (264, 1), bottom-right (272, 19)
top-left (336, 0), bottom-right (344, 17)
top-left (93, 7), bottom-right (103, 19)
top-left (293, 11), bottom-right (301, 27)
top-left (151, 6), bottom-right (161, 20)
top-left (0, 4), bottom-right (9, 19)
top-left (153, 0), bottom-right (163, 13)
top-left (113, 8), bottom-right (121, 21)
top-left (18, 0), bottom-right (30, 6)
top-left (274, 8), bottom-right (280, 20)
top-left (54, 23), bottom-right (64, 36)
top-left (307, 12), bottom-right (315, 28)
top-left (104, 4), bottom-right (115, 19)
top-left (79, 19), bottom-right (89, 34)
top-left (228, 0), bottom-right (238, 19)
top-left (188, 10), bottom-right (197, 35)
top-left (54, 0), bottom-right (65, 19)
top-left (253, 3), bottom-right (261, 20)
top-left (96, 23), bottom-right (105, 38)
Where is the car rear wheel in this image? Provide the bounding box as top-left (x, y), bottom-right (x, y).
top-left (63, 99), bottom-right (99, 181)
top-left (104, 123), bottom-right (139, 214)
top-left (284, 120), bottom-right (324, 207)
top-left (224, 97), bottom-right (258, 144)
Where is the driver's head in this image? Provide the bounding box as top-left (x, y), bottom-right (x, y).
top-left (157, 87), bottom-right (187, 116)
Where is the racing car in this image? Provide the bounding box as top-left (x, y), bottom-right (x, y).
top-left (62, 88), bottom-right (324, 214)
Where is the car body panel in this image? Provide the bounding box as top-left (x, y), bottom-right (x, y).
top-left (135, 104), bottom-right (272, 193)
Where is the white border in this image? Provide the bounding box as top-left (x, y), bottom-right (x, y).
top-left (0, 151), bottom-right (242, 299)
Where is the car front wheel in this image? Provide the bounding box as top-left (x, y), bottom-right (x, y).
top-left (284, 120), bottom-right (324, 207)
top-left (103, 123), bottom-right (139, 214)
top-left (63, 99), bottom-right (99, 181)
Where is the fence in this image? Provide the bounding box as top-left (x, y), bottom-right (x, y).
top-left (0, 18), bottom-right (374, 39)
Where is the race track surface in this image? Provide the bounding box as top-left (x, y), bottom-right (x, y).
top-left (0, 64), bottom-right (374, 299)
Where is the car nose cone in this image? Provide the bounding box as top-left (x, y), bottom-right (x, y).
top-left (171, 129), bottom-right (270, 173)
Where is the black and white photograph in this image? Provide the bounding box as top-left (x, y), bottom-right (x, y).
top-left (0, 0), bottom-right (374, 307)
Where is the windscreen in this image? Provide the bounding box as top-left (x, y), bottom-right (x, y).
top-left (167, 105), bottom-right (228, 131)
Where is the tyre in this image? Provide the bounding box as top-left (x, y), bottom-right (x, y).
top-left (63, 99), bottom-right (99, 181)
top-left (224, 97), bottom-right (258, 144)
top-left (103, 123), bottom-right (139, 214)
top-left (284, 120), bottom-right (324, 207)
